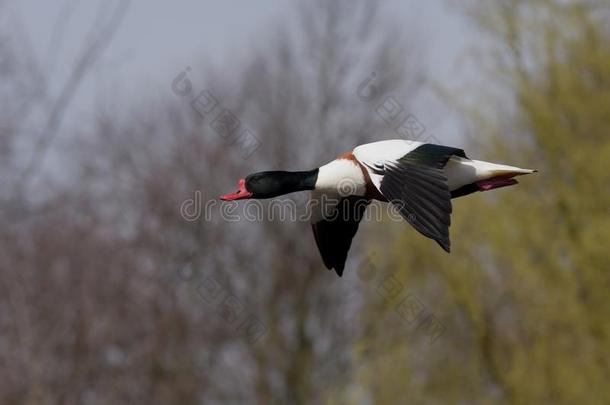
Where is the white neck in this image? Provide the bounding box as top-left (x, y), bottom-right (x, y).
top-left (315, 159), bottom-right (367, 196)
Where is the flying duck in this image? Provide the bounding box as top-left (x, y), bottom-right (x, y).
top-left (220, 140), bottom-right (536, 276)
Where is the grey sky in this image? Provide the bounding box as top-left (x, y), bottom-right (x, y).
top-left (11, 0), bottom-right (479, 145)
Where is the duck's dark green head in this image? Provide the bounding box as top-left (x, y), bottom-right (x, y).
top-left (220, 170), bottom-right (319, 200)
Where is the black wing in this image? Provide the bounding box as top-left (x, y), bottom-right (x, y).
top-left (379, 144), bottom-right (467, 252)
top-left (311, 196), bottom-right (370, 276)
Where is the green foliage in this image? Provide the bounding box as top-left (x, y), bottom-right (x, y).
top-left (351, 1), bottom-right (610, 403)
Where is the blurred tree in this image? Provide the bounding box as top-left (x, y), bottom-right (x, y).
top-left (0, 0), bottom-right (425, 404)
top-left (353, 1), bottom-right (610, 404)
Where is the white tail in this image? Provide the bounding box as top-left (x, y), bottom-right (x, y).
top-left (445, 157), bottom-right (536, 191)
top-left (471, 159), bottom-right (537, 177)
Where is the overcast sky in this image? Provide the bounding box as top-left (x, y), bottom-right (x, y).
top-left (9, 0), bottom-right (480, 145)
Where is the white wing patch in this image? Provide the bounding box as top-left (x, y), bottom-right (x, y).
top-left (353, 139), bottom-right (424, 189)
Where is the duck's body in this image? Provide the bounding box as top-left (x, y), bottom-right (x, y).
top-left (316, 140), bottom-right (533, 198)
top-left (221, 140), bottom-right (536, 276)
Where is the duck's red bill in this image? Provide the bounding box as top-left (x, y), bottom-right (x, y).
top-left (220, 179), bottom-right (253, 201)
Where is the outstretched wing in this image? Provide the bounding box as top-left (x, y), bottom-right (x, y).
top-left (311, 193), bottom-right (370, 276)
top-left (355, 142), bottom-right (467, 252)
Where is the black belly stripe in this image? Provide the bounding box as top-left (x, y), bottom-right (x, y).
top-left (450, 183), bottom-right (479, 199)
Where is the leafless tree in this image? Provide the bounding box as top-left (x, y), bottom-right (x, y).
top-left (0, 1), bottom-right (425, 403)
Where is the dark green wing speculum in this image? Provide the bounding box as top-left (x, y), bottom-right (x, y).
top-left (379, 144), bottom-right (467, 252)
